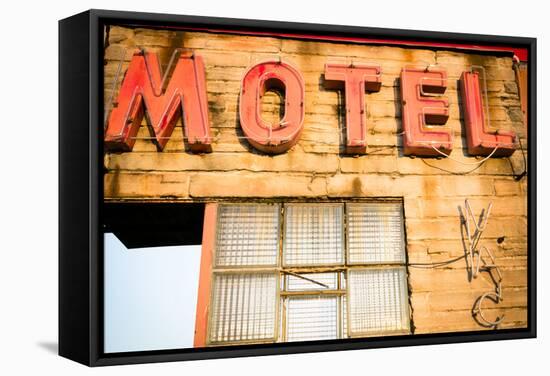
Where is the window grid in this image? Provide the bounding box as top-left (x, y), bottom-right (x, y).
top-left (215, 204), bottom-right (280, 267)
top-left (347, 267), bottom-right (409, 336)
top-left (209, 202), bottom-right (410, 345)
top-left (285, 272), bottom-right (339, 291)
top-left (281, 271), bottom-right (347, 342)
top-left (209, 272), bottom-right (279, 344)
top-left (283, 204), bottom-right (344, 266)
top-left (347, 203), bottom-right (406, 264)
top-left (285, 296), bottom-right (338, 342)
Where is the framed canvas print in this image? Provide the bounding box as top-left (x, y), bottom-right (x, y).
top-left (59, 9), bottom-right (536, 366)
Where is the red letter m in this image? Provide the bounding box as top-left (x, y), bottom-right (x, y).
top-left (104, 50), bottom-right (212, 152)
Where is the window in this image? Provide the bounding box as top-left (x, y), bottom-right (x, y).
top-left (208, 202), bottom-right (410, 345)
top-left (283, 204), bottom-right (344, 266)
top-left (209, 272), bottom-right (278, 343)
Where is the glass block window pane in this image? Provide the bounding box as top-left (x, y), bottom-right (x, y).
top-left (285, 296), bottom-right (338, 342)
top-left (209, 273), bottom-right (277, 343)
top-left (348, 268), bottom-right (409, 335)
top-left (215, 204), bottom-right (280, 267)
top-left (347, 203), bottom-right (405, 264)
top-left (286, 272), bottom-right (338, 291)
top-left (283, 204), bottom-right (344, 266)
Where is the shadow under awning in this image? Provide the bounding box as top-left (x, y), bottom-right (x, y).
top-left (103, 203), bottom-right (205, 249)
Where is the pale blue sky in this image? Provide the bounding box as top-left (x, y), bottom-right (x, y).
top-left (104, 233), bottom-right (201, 353)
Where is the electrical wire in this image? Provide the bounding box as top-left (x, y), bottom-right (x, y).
top-left (408, 254), bottom-right (467, 269)
top-left (508, 136), bottom-right (528, 181)
top-left (429, 144), bottom-right (500, 165)
top-left (282, 270), bottom-right (330, 289)
top-left (420, 158), bottom-right (485, 175)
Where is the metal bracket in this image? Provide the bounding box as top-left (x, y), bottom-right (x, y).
top-left (462, 199), bottom-right (505, 328)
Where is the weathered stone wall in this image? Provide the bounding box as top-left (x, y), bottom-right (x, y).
top-left (103, 26), bottom-right (528, 333)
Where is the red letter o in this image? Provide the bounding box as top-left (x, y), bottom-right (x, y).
top-left (239, 60), bottom-right (305, 154)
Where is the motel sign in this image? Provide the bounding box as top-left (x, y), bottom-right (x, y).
top-left (104, 50), bottom-right (518, 157)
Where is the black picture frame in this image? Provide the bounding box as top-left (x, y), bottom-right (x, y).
top-left (59, 9), bottom-right (537, 366)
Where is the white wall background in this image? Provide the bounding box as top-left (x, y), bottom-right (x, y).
top-left (0, 0), bottom-right (547, 374)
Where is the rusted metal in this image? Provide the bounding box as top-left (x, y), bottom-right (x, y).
top-left (400, 66), bottom-right (452, 156)
top-left (460, 69), bottom-right (517, 156)
top-left (461, 199), bottom-right (505, 328)
top-left (104, 50), bottom-right (522, 159)
top-left (104, 50), bottom-right (212, 152)
top-left (239, 60), bottom-right (305, 154)
top-left (324, 62), bottom-right (382, 153)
